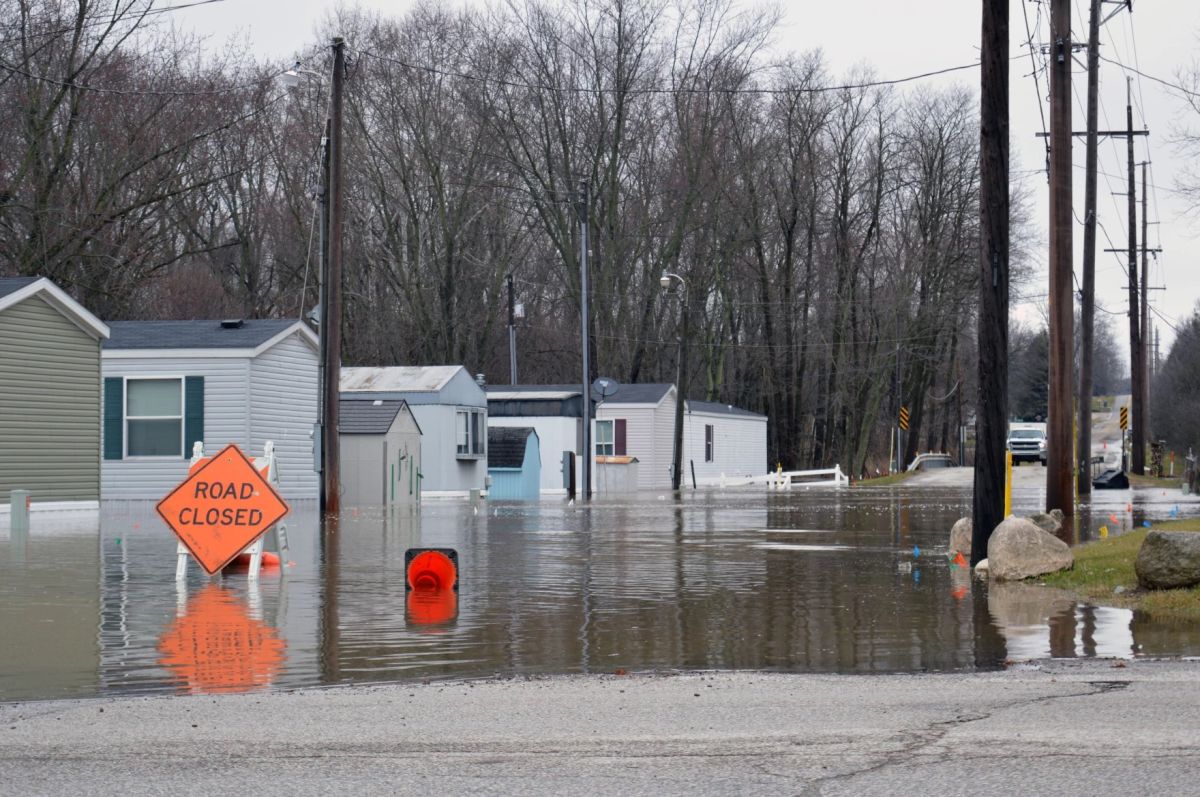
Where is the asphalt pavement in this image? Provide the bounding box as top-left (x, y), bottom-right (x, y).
top-left (3, 660), bottom-right (1199, 796)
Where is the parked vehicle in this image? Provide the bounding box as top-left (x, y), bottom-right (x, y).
top-left (1007, 422), bottom-right (1047, 465)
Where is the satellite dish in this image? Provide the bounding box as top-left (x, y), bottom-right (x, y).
top-left (592, 377), bottom-right (619, 400)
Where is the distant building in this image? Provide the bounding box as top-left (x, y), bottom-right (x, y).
top-left (487, 427), bottom-right (540, 501)
top-left (489, 382), bottom-right (767, 494)
top-left (341, 366), bottom-right (487, 496)
top-left (101, 319), bottom-right (318, 500)
top-left (0, 277), bottom-right (109, 509)
top-left (339, 398), bottom-right (422, 508)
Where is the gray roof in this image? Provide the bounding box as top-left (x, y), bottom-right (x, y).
top-left (688, 399), bottom-right (766, 420)
top-left (104, 319), bottom-right (301, 350)
top-left (339, 399), bottom-right (414, 435)
top-left (601, 383), bottom-right (673, 404)
top-left (0, 277), bottom-right (38, 299)
top-left (488, 427), bottom-right (536, 468)
top-left (342, 366), bottom-right (463, 393)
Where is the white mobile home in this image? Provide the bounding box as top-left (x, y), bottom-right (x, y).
top-left (682, 400), bottom-right (768, 483)
top-left (340, 366), bottom-right (487, 496)
top-left (486, 385), bottom-right (585, 495)
top-left (101, 319), bottom-right (319, 500)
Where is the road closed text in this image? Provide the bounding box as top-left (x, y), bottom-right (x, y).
top-left (177, 506), bottom-right (264, 526)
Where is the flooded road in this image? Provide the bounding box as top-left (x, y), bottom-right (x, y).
top-left (3, 481), bottom-right (1200, 701)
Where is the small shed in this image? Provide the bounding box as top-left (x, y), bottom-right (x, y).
top-left (340, 366), bottom-right (487, 497)
top-left (101, 319), bottom-right (318, 500)
top-left (0, 277), bottom-right (109, 509)
top-left (339, 398), bottom-right (422, 508)
top-left (486, 385), bottom-right (586, 496)
top-left (487, 427), bottom-right (540, 501)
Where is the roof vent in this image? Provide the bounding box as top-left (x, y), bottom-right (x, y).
top-left (220, 319), bottom-right (245, 329)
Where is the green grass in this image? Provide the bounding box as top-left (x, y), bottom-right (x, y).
top-left (1091, 395), bottom-right (1116, 412)
top-left (1039, 519), bottom-right (1200, 621)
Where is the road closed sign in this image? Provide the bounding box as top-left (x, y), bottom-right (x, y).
top-left (156, 443), bottom-right (290, 575)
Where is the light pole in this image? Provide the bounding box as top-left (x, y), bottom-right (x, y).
top-left (661, 271), bottom-right (687, 491)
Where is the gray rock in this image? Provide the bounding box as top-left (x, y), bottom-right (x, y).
top-left (1027, 510), bottom-right (1063, 536)
top-left (1134, 531), bottom-right (1200, 590)
top-left (987, 516), bottom-right (1074, 581)
top-left (949, 517), bottom-right (972, 556)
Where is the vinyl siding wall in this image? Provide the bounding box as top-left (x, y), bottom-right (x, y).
top-left (101, 357), bottom-right (250, 499)
top-left (407, 405), bottom-right (487, 494)
top-left (595, 390), bottom-right (675, 492)
top-left (0, 295), bottom-right (102, 504)
top-left (249, 333), bottom-right (318, 499)
top-left (683, 411), bottom-right (767, 481)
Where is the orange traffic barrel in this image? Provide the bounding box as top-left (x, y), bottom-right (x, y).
top-left (405, 548), bottom-right (459, 592)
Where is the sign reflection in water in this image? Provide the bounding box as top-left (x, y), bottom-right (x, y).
top-left (158, 583), bottom-right (286, 694)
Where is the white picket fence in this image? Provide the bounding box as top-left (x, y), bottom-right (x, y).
top-left (706, 465), bottom-right (849, 489)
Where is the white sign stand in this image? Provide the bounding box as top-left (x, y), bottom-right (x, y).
top-left (175, 441), bottom-right (291, 581)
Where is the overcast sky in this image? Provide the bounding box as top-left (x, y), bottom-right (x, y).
top-left (175, 0), bottom-right (1200, 361)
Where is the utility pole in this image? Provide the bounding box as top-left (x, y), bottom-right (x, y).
top-left (577, 180), bottom-right (592, 500)
top-left (317, 119), bottom-right (330, 510)
top-left (1126, 79), bottom-right (1144, 475)
top-left (1077, 0), bottom-right (1101, 496)
top-left (1140, 160), bottom-right (1150, 450)
top-left (507, 273), bottom-right (517, 385)
top-left (973, 0), bottom-right (1009, 566)
top-left (321, 36), bottom-right (345, 516)
top-left (1046, 0), bottom-right (1073, 519)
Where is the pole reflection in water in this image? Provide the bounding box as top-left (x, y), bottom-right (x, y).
top-left (158, 582), bottom-right (286, 694)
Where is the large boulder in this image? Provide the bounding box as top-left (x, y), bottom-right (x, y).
top-left (949, 517), bottom-right (972, 556)
top-left (987, 516), bottom-right (1074, 581)
top-left (1135, 531), bottom-right (1200, 590)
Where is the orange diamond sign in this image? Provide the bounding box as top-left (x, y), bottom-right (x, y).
top-left (156, 443), bottom-right (290, 575)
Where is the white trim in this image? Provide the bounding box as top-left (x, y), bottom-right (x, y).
top-left (0, 278), bottom-right (110, 340)
top-left (253, 323), bottom-right (318, 356)
top-left (0, 500), bottom-right (99, 514)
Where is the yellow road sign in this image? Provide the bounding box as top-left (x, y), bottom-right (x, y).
top-left (1119, 405), bottom-right (1128, 431)
top-left (899, 406), bottom-right (910, 431)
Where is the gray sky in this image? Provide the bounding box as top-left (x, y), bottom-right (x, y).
top-left (176, 0), bottom-right (1200, 361)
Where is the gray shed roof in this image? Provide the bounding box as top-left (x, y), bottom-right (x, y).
top-left (338, 398), bottom-right (419, 435)
top-left (342, 366), bottom-right (463, 393)
top-left (488, 427), bottom-right (536, 469)
top-left (0, 277), bottom-right (39, 299)
top-left (601, 383), bottom-right (673, 404)
top-left (104, 319), bottom-right (304, 350)
top-left (688, 399), bottom-right (766, 420)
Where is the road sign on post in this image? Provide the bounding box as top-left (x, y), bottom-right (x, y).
top-left (157, 443), bottom-right (290, 575)
top-left (899, 406), bottom-right (910, 431)
top-left (1120, 405), bottom-right (1129, 431)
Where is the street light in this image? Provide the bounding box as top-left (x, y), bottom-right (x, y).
top-left (661, 271), bottom-right (687, 491)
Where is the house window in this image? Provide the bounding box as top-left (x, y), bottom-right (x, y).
top-left (595, 420), bottom-right (614, 456)
top-left (705, 424), bottom-right (714, 462)
top-left (126, 378), bottom-right (183, 457)
top-left (456, 408), bottom-right (486, 457)
top-left (596, 419), bottom-right (626, 457)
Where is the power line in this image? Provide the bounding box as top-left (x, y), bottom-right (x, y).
top-left (354, 46), bottom-right (986, 96)
top-left (0, 0), bottom-right (229, 45)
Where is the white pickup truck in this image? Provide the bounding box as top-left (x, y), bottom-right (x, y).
top-left (1007, 422), bottom-right (1047, 465)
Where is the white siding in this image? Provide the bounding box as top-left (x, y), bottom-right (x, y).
top-left (101, 357), bottom-right (250, 499)
top-left (489, 416), bottom-right (577, 493)
top-left (594, 389), bottom-right (675, 492)
top-left (250, 333), bottom-right (318, 499)
top-left (408, 404), bottom-right (486, 494)
top-left (683, 411), bottom-right (768, 482)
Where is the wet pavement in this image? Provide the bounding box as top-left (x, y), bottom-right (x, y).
top-left (2, 480), bottom-right (1200, 701)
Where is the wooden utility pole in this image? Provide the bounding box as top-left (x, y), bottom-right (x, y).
top-left (577, 180), bottom-right (592, 500)
top-left (1126, 79), bottom-right (1144, 475)
top-left (1046, 0), bottom-right (1073, 519)
top-left (1077, 0), bottom-right (1101, 496)
top-left (1140, 160), bottom-right (1150, 449)
top-left (507, 273), bottom-right (517, 385)
top-left (973, 0), bottom-right (1009, 565)
top-left (321, 36), bottom-right (345, 516)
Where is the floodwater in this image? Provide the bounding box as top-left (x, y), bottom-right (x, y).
top-left (3, 480), bottom-right (1200, 701)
